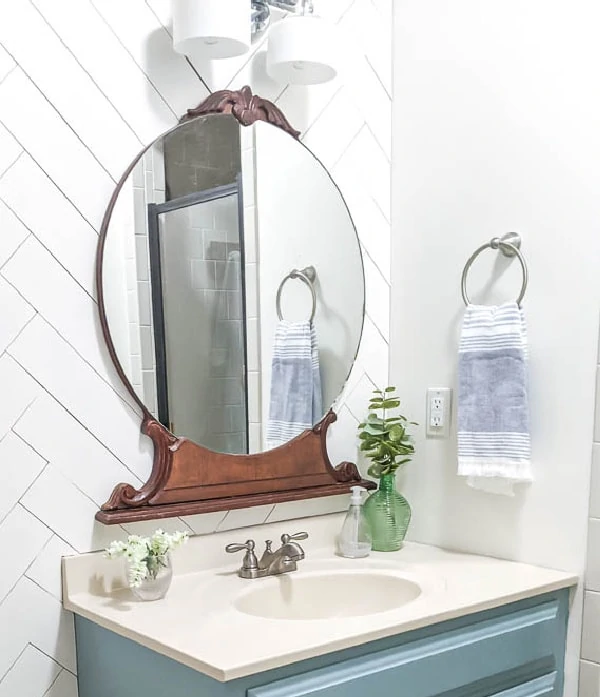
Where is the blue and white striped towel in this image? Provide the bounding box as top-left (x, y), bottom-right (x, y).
top-left (457, 302), bottom-right (532, 495)
top-left (266, 320), bottom-right (323, 449)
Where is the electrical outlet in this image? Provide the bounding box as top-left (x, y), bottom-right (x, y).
top-left (426, 388), bottom-right (452, 438)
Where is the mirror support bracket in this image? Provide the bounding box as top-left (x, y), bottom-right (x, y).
top-left (96, 410), bottom-right (374, 524)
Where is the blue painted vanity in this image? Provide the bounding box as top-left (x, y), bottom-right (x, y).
top-left (75, 589), bottom-right (568, 697)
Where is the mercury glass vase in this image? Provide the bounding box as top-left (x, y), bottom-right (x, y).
top-left (363, 472), bottom-right (411, 551)
top-left (129, 553), bottom-right (173, 602)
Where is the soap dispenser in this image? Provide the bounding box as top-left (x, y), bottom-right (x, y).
top-left (339, 486), bottom-right (372, 558)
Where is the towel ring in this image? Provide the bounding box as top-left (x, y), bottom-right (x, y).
top-left (276, 266), bottom-right (317, 322)
top-left (461, 232), bottom-right (528, 307)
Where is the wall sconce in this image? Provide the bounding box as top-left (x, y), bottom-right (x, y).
top-left (266, 6), bottom-right (337, 86)
top-left (172, 0), bottom-right (337, 86)
top-left (172, 0), bottom-right (251, 60)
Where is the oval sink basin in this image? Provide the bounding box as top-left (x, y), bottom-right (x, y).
top-left (234, 571), bottom-right (421, 620)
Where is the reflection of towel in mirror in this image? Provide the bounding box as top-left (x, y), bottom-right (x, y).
top-left (457, 302), bottom-right (532, 496)
top-left (267, 320), bottom-right (323, 449)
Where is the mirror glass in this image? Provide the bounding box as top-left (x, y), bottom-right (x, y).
top-left (104, 114), bottom-right (364, 455)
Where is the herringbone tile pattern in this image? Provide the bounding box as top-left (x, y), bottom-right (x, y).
top-left (0, 0), bottom-right (390, 693)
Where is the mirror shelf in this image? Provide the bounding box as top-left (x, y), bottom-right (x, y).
top-left (96, 410), bottom-right (374, 524)
top-left (95, 87), bottom-right (372, 525)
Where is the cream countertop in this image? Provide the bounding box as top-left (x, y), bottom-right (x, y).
top-left (62, 513), bottom-right (578, 682)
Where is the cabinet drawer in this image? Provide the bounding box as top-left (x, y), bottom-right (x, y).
top-left (491, 672), bottom-right (558, 697)
top-left (248, 599), bottom-right (565, 697)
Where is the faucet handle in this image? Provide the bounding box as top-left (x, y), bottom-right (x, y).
top-left (226, 540), bottom-right (255, 553)
top-left (225, 539), bottom-right (258, 571)
top-left (281, 532), bottom-right (308, 544)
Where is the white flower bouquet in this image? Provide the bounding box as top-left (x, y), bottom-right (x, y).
top-left (105, 529), bottom-right (189, 589)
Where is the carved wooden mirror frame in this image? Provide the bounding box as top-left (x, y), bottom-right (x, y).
top-left (95, 87), bottom-right (373, 524)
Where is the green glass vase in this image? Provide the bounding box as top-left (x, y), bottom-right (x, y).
top-left (363, 472), bottom-right (411, 551)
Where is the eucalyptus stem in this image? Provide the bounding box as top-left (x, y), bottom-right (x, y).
top-left (357, 386), bottom-right (417, 480)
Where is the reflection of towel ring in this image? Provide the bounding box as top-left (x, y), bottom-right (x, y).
top-left (461, 232), bottom-right (528, 307)
top-left (276, 266), bottom-right (317, 321)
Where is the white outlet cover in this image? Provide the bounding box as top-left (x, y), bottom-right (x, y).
top-left (426, 387), bottom-right (452, 438)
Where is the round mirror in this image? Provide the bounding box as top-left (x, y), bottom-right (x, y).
top-left (101, 111), bottom-right (364, 455)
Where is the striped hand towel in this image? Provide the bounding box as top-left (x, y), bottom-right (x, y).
top-left (457, 302), bottom-right (532, 495)
top-left (266, 320), bottom-right (323, 449)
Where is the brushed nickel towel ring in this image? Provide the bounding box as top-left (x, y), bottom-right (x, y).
top-left (461, 232), bottom-right (528, 307)
top-left (276, 266), bottom-right (317, 321)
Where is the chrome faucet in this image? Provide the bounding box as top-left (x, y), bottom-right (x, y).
top-left (226, 532), bottom-right (308, 579)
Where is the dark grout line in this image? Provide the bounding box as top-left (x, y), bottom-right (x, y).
top-left (0, 35), bottom-right (117, 184)
top-left (88, 0), bottom-right (178, 120)
top-left (28, 0), bottom-right (144, 149)
top-left (0, 147), bottom-right (24, 181)
top-left (0, 642), bottom-right (29, 685)
top-left (0, 276), bottom-right (142, 418)
top-left (0, 191), bottom-right (96, 300)
top-left (6, 349), bottom-right (146, 486)
top-left (0, 113), bottom-right (103, 233)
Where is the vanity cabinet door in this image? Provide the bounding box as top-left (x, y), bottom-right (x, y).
top-left (247, 597), bottom-right (566, 697)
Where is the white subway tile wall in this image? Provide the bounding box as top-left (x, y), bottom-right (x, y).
top-left (131, 147), bottom-right (166, 415)
top-left (582, 357), bottom-right (600, 694)
top-left (0, 0), bottom-right (390, 693)
top-left (241, 126), bottom-right (263, 451)
top-left (591, 445), bottom-right (600, 519)
top-left (581, 661), bottom-right (600, 697)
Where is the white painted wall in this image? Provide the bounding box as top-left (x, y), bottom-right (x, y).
top-left (391, 3), bottom-right (600, 696)
top-left (0, 0), bottom-right (390, 693)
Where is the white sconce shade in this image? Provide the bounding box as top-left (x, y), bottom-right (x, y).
top-left (266, 16), bottom-right (337, 85)
top-left (172, 0), bottom-right (251, 60)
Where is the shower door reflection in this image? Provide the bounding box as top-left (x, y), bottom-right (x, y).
top-left (148, 181), bottom-right (249, 454)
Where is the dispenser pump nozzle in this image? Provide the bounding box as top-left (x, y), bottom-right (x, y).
top-left (350, 485), bottom-right (367, 504)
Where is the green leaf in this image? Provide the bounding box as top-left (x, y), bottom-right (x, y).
top-left (362, 424), bottom-right (386, 436)
top-left (359, 435), bottom-right (378, 445)
top-left (385, 416), bottom-right (407, 423)
top-left (358, 387), bottom-right (417, 471)
top-left (379, 444), bottom-right (392, 458)
top-left (377, 442), bottom-right (393, 456)
top-left (367, 463), bottom-right (384, 478)
top-left (388, 424), bottom-right (405, 442)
